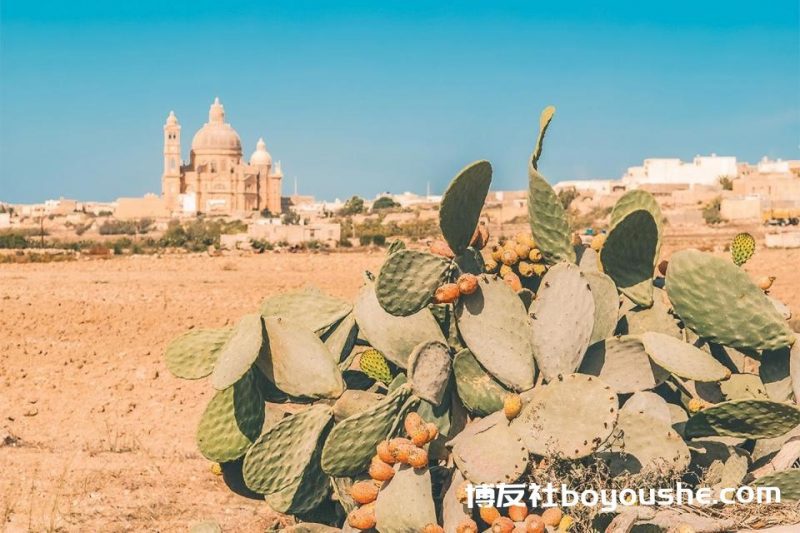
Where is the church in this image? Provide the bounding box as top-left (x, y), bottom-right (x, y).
top-left (161, 97), bottom-right (283, 216)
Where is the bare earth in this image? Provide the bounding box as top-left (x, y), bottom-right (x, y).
top-left (1, 244), bottom-right (798, 532)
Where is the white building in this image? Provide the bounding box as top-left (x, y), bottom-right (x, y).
top-left (621, 154), bottom-right (737, 187)
top-left (756, 157), bottom-right (791, 175)
top-left (554, 180), bottom-right (619, 195)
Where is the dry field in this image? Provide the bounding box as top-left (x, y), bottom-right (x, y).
top-left (1, 240), bottom-right (799, 532)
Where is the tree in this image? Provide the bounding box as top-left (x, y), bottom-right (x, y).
top-left (339, 196), bottom-right (365, 216)
top-left (282, 211), bottom-right (301, 225)
top-left (702, 196), bottom-right (725, 225)
top-left (719, 176), bottom-right (734, 191)
top-left (557, 187), bottom-right (579, 209)
top-left (372, 196), bottom-right (400, 211)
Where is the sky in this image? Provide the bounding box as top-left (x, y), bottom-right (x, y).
top-left (0, 1), bottom-right (798, 203)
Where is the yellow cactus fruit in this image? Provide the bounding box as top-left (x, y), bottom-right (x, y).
top-left (347, 502), bottom-right (377, 529)
top-left (541, 507), bottom-right (562, 526)
top-left (687, 398), bottom-right (707, 413)
top-left (499, 264), bottom-right (513, 278)
top-left (376, 440), bottom-right (396, 464)
top-left (514, 243), bottom-right (532, 259)
top-left (368, 455), bottom-right (395, 482)
top-left (491, 244), bottom-right (504, 262)
top-left (422, 524), bottom-right (445, 533)
top-left (210, 463), bottom-right (223, 476)
top-left (757, 275), bottom-right (776, 291)
top-left (515, 232), bottom-right (536, 248)
top-left (504, 393), bottom-right (523, 420)
top-left (532, 263), bottom-right (547, 277)
top-left (524, 514), bottom-right (545, 533)
top-left (407, 447), bottom-right (429, 469)
top-left (491, 516), bottom-right (515, 533)
top-left (457, 273), bottom-right (480, 295)
top-left (503, 272), bottom-right (523, 292)
top-left (456, 518), bottom-right (479, 533)
top-left (485, 257), bottom-right (500, 274)
top-left (517, 260), bottom-right (535, 278)
top-left (479, 506), bottom-right (501, 526)
top-left (590, 233), bottom-right (606, 251)
top-left (501, 249), bottom-right (519, 266)
top-left (404, 412), bottom-right (425, 437)
top-left (528, 248), bottom-right (543, 262)
top-left (434, 283), bottom-right (460, 304)
top-left (429, 239), bottom-right (455, 259)
top-left (350, 480), bottom-right (380, 504)
top-left (508, 503), bottom-right (529, 522)
top-left (558, 515), bottom-right (574, 531)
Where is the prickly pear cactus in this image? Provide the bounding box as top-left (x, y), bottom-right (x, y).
top-left (439, 160), bottom-right (493, 256)
top-left (730, 232), bottom-right (756, 266)
top-left (359, 348), bottom-right (393, 385)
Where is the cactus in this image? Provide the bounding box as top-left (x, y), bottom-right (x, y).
top-left (753, 469), bottom-right (800, 501)
top-left (685, 399), bottom-right (800, 439)
top-left (165, 327), bottom-right (232, 380)
top-left (451, 415), bottom-right (528, 484)
top-left (439, 160), bottom-right (493, 256)
top-left (730, 232), bottom-right (756, 266)
top-left (600, 209), bottom-right (658, 308)
top-left (759, 346), bottom-right (794, 402)
top-left (375, 465), bottom-right (438, 532)
top-left (621, 287), bottom-right (682, 339)
top-left (376, 249), bottom-right (451, 316)
top-left (530, 263), bottom-right (595, 382)
top-left (720, 373), bottom-right (769, 401)
top-left (579, 336), bottom-right (664, 394)
top-left (323, 313), bottom-right (359, 365)
top-left (452, 348), bottom-right (511, 416)
top-left (609, 189), bottom-right (663, 258)
top-left (639, 331), bottom-right (731, 382)
top-left (604, 409), bottom-right (691, 476)
top-left (666, 249), bottom-right (795, 351)
top-left (260, 287), bottom-right (351, 334)
top-left (211, 313), bottom-right (268, 390)
top-left (584, 271), bottom-right (620, 345)
top-left (407, 340), bottom-right (452, 405)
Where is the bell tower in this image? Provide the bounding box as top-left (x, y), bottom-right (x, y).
top-left (162, 111), bottom-right (182, 212)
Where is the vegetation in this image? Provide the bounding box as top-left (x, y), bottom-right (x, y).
top-left (557, 186), bottom-right (579, 209)
top-left (339, 195), bottom-right (365, 216)
top-left (371, 196), bottom-right (400, 211)
top-left (702, 196), bottom-right (725, 225)
top-left (719, 175), bottom-right (734, 191)
top-left (98, 217), bottom-right (154, 235)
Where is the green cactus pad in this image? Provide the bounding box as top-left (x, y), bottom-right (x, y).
top-left (622, 391), bottom-right (672, 426)
top-left (454, 246), bottom-right (485, 275)
top-left (579, 336), bottom-right (662, 394)
top-left (321, 384), bottom-right (412, 476)
top-left (442, 468), bottom-right (471, 531)
top-left (375, 465), bottom-right (437, 533)
top-left (760, 346), bottom-right (794, 402)
top-left (585, 271), bottom-right (619, 345)
top-left (720, 374), bottom-right (769, 401)
top-left (353, 282), bottom-right (446, 369)
top-left (530, 263), bottom-right (595, 382)
top-left (264, 442), bottom-right (330, 515)
top-left (640, 332), bottom-right (731, 382)
top-left (197, 370), bottom-right (264, 463)
top-left (510, 374), bottom-right (618, 459)
top-left (621, 288), bottom-right (682, 339)
top-left (790, 335), bottom-right (800, 401)
top-left (407, 340), bottom-right (452, 405)
top-left (358, 348), bottom-right (392, 385)
top-left (387, 239), bottom-right (406, 254)
top-left (604, 409), bottom-right (691, 476)
top-left (730, 232), bottom-right (756, 266)
top-left (333, 389), bottom-right (384, 422)
top-left (452, 348), bottom-right (510, 416)
top-left (455, 276), bottom-right (536, 391)
top-left (609, 189), bottom-right (663, 258)
top-left (323, 313), bottom-right (358, 365)
top-left (752, 469), bottom-right (800, 501)
top-left (375, 249), bottom-right (451, 316)
top-left (666, 249), bottom-right (795, 351)
top-left (211, 314), bottom-right (267, 390)
top-left (165, 327), bottom-right (233, 380)
top-left (452, 416), bottom-right (528, 484)
top-left (531, 105), bottom-right (555, 169)
top-left (685, 399), bottom-right (800, 439)
top-left (600, 210), bottom-right (658, 308)
top-left (260, 287), bottom-right (352, 334)
top-left (257, 317), bottom-right (344, 399)
top-left (439, 160), bottom-right (493, 255)
top-left (578, 247), bottom-right (600, 273)
top-left (243, 404), bottom-right (333, 494)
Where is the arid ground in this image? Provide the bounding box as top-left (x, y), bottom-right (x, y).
top-left (2, 240), bottom-right (799, 532)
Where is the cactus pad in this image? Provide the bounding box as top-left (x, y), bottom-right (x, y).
top-left (605, 409), bottom-right (691, 476)
top-left (455, 276), bottom-right (536, 391)
top-left (354, 282), bottom-right (446, 368)
top-left (640, 332), bottom-right (731, 382)
top-left (264, 442), bottom-right (330, 515)
top-left (760, 346), bottom-right (794, 402)
top-left (442, 469), bottom-right (472, 531)
top-left (165, 327), bottom-right (232, 380)
top-left (753, 469), bottom-right (800, 501)
top-left (510, 374), bottom-right (618, 459)
top-left (243, 404), bottom-right (333, 494)
top-left (530, 263), bottom-right (595, 382)
top-left (439, 160), bottom-right (493, 255)
top-left (685, 399), bottom-right (800, 439)
top-left (323, 313), bottom-right (358, 365)
top-left (452, 348), bottom-right (510, 416)
top-left (720, 374), bottom-right (769, 401)
top-left (730, 232), bottom-right (756, 266)
top-left (332, 389), bottom-right (384, 422)
top-left (622, 391), bottom-right (672, 426)
top-left (452, 416), bottom-right (528, 484)
top-left (211, 314), bottom-right (267, 391)
top-left (260, 287), bottom-right (352, 334)
top-left (666, 250), bottom-right (795, 351)
top-left (321, 385), bottom-right (412, 476)
top-left (359, 348), bottom-right (393, 385)
top-left (375, 249), bottom-right (451, 316)
top-left (197, 370), bottom-right (264, 463)
top-left (609, 189), bottom-right (663, 259)
top-left (585, 271), bottom-right (620, 345)
top-left (600, 209), bottom-right (658, 308)
top-left (407, 340), bottom-right (451, 405)
top-left (375, 465), bottom-right (437, 533)
top-left (579, 336), bottom-right (662, 394)
top-left (257, 317), bottom-right (344, 399)
top-left (621, 288), bottom-right (682, 339)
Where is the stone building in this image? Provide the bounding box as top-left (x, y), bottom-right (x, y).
top-left (161, 97), bottom-right (283, 216)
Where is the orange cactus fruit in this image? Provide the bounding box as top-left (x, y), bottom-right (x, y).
top-left (456, 518), bottom-right (479, 533)
top-left (422, 524), bottom-right (445, 533)
top-left (503, 272), bottom-right (523, 292)
top-left (425, 422), bottom-right (439, 441)
top-left (411, 427), bottom-right (430, 447)
top-left (457, 273), bottom-right (480, 296)
top-left (434, 283), bottom-right (460, 304)
top-left (347, 502), bottom-right (377, 529)
top-left (350, 480), bottom-right (380, 505)
top-left (524, 513), bottom-right (545, 533)
top-left (491, 516), bottom-right (515, 533)
top-left (407, 447), bottom-right (429, 469)
top-left (508, 503), bottom-right (529, 522)
top-left (479, 506), bottom-right (501, 526)
top-left (368, 455), bottom-right (395, 482)
top-left (376, 440), bottom-right (396, 464)
top-left (404, 412), bottom-right (425, 436)
top-left (503, 393), bottom-right (523, 420)
top-left (501, 249), bottom-right (519, 266)
top-left (541, 507), bottom-right (563, 527)
top-left (429, 239), bottom-right (455, 259)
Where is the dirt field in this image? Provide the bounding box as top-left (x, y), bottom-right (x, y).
top-left (1, 242), bottom-right (798, 532)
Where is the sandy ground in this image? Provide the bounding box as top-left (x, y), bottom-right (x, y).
top-left (1, 241), bottom-right (798, 532)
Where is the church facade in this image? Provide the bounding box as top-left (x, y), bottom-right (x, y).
top-left (161, 97), bottom-right (282, 216)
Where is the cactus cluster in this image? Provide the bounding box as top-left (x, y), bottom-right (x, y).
top-left (165, 106), bottom-right (799, 532)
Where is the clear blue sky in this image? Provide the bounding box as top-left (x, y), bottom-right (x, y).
top-left (1, 1), bottom-right (798, 203)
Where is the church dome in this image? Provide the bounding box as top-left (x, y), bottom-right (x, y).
top-left (191, 97), bottom-right (242, 156)
top-left (249, 137), bottom-right (272, 166)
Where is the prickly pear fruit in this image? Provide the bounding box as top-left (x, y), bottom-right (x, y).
top-left (408, 447), bottom-right (429, 469)
top-left (479, 506), bottom-right (501, 526)
top-left (485, 257), bottom-right (500, 273)
top-left (368, 455), bottom-right (395, 481)
top-left (687, 398), bottom-right (708, 413)
top-left (456, 518), bottom-right (479, 533)
top-left (359, 348), bottom-right (392, 384)
top-left (657, 259), bottom-right (669, 277)
top-left (515, 243), bottom-right (532, 259)
top-left (508, 504), bottom-right (529, 522)
top-left (501, 249), bottom-right (519, 266)
top-left (499, 264), bottom-right (513, 278)
top-left (457, 273), bottom-right (480, 295)
top-left (423, 524), bottom-right (445, 533)
top-left (516, 233), bottom-right (536, 248)
top-left (524, 514), bottom-right (545, 533)
top-left (517, 261), bottom-right (534, 278)
top-left (394, 443), bottom-right (413, 464)
top-left (590, 233), bottom-right (606, 251)
top-left (528, 248), bottom-right (543, 262)
top-left (434, 283), bottom-right (460, 304)
top-left (491, 244), bottom-right (504, 262)
top-left (210, 463), bottom-right (222, 476)
top-left (504, 393), bottom-right (522, 420)
top-left (503, 272), bottom-right (522, 292)
top-left (731, 232), bottom-right (756, 266)
top-left (491, 516), bottom-right (515, 533)
top-left (430, 239), bottom-right (455, 259)
top-left (411, 427), bottom-right (430, 447)
top-left (347, 502), bottom-right (377, 529)
top-left (532, 263), bottom-right (547, 277)
top-left (756, 275), bottom-right (775, 291)
top-left (558, 515), bottom-right (574, 531)
top-left (541, 507), bottom-right (562, 526)
top-left (470, 222), bottom-right (490, 250)
top-left (350, 480), bottom-right (380, 504)
top-left (404, 412), bottom-right (425, 436)
top-left (376, 440), bottom-right (396, 464)
top-left (425, 422), bottom-right (439, 441)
